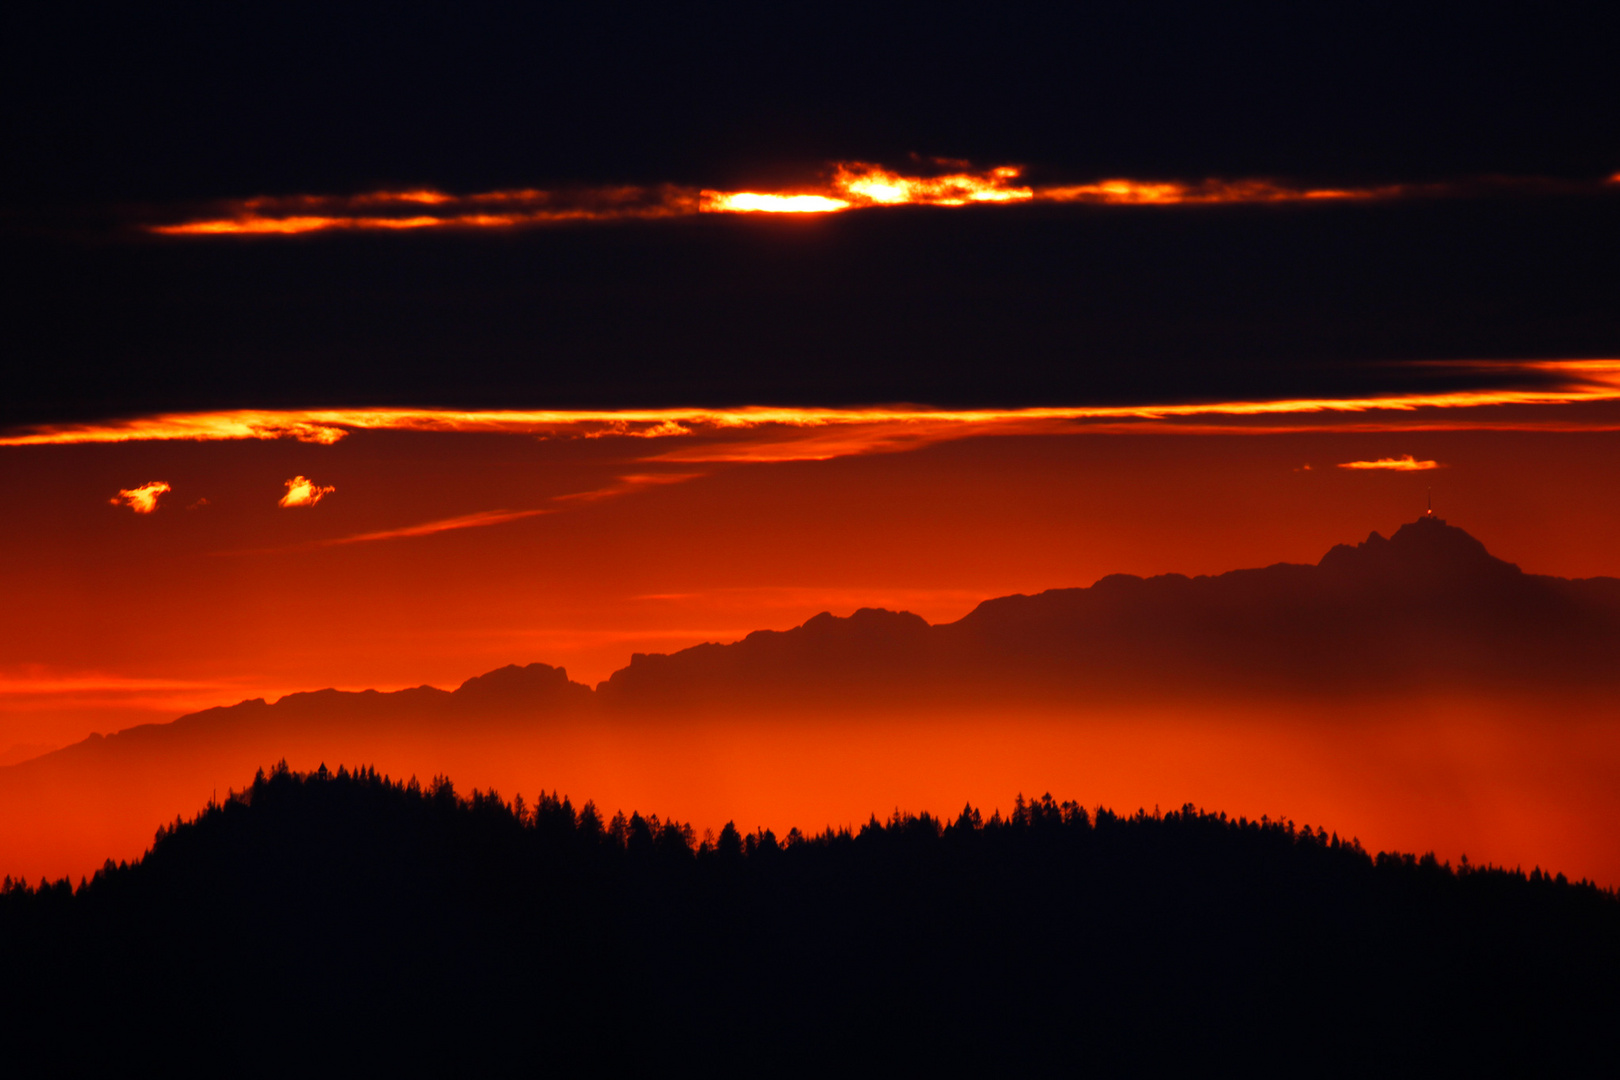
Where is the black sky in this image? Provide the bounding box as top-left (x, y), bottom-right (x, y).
top-left (4, 1), bottom-right (1618, 424)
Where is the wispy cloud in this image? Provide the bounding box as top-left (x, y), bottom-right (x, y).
top-left (1337, 455), bottom-right (1443, 471)
top-left (279, 475), bottom-right (335, 507)
top-left (12, 361), bottom-right (1620, 456)
top-left (0, 665), bottom-right (277, 725)
top-left (318, 508), bottom-right (550, 546)
top-left (109, 481), bottom-right (171, 513)
top-left (219, 470), bottom-right (710, 556)
top-left (0, 671), bottom-right (241, 698)
top-left (551, 473), bottom-right (707, 503)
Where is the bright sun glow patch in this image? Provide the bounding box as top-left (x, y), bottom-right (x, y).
top-left (279, 476), bottom-right (336, 507)
top-left (110, 481), bottom-right (171, 513)
top-left (828, 163), bottom-right (1034, 207)
top-left (699, 192), bottom-right (852, 213)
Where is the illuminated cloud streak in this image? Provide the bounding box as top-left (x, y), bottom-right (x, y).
top-left (551, 473), bottom-right (707, 503)
top-left (317, 508), bottom-right (550, 547)
top-left (12, 361), bottom-right (1620, 454)
top-left (279, 476), bottom-right (336, 507)
top-left (1337, 456), bottom-right (1443, 471)
top-left (1040, 178), bottom-right (1409, 204)
top-left (222, 472), bottom-right (708, 555)
top-left (0, 671), bottom-right (240, 697)
top-left (109, 481), bottom-right (171, 513)
top-left (150, 185), bottom-right (700, 236)
top-left (139, 162), bottom-right (1613, 237)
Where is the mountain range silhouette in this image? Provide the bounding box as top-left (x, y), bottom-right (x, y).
top-left (11, 516), bottom-right (1620, 769)
top-left (599, 515), bottom-right (1620, 709)
top-left (5, 516), bottom-right (1618, 881)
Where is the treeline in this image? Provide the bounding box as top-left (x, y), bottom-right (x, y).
top-left (3, 763), bottom-right (1617, 1074)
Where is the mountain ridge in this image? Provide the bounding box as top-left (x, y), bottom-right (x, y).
top-left (10, 516), bottom-right (1620, 774)
top-left (598, 515), bottom-right (1620, 708)
top-left (6, 515), bottom-right (1620, 886)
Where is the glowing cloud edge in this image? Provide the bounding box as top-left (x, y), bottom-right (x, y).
top-left (9, 361), bottom-right (1620, 449)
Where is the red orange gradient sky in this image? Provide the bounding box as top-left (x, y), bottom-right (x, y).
top-left (8, 360), bottom-right (1620, 882)
top-left (5, 359), bottom-right (1620, 727)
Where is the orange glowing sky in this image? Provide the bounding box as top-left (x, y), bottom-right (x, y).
top-left (9, 361), bottom-right (1620, 886)
top-left (7, 363), bottom-right (1620, 724)
top-left (12, 0), bottom-right (1620, 907)
top-left (138, 162), bottom-right (1618, 237)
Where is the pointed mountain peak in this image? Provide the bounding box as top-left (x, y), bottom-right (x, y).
top-left (1317, 516), bottom-right (1520, 580)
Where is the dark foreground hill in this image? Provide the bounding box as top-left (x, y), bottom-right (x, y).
top-left (3, 766), bottom-right (1616, 1074)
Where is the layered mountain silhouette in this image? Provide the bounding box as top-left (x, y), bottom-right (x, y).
top-left (600, 515), bottom-right (1620, 709)
top-left (5, 516), bottom-right (1618, 879)
top-left (12, 515), bottom-right (1620, 763)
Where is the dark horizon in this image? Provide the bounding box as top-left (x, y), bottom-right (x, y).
top-left (5, 761), bottom-right (1616, 1072)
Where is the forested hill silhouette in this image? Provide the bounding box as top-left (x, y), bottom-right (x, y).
top-left (599, 515), bottom-right (1620, 708)
top-left (2, 765), bottom-right (1615, 1072)
top-left (0, 662), bottom-right (597, 879)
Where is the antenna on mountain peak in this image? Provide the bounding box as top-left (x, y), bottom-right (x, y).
top-left (1424, 487), bottom-right (1434, 518)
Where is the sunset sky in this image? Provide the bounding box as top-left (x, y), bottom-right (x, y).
top-left (4, 4), bottom-right (1619, 882)
top-left (4, 383), bottom-right (1620, 750)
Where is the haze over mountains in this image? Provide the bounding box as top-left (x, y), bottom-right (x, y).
top-left (6, 516), bottom-right (1620, 883)
top-left (16, 515), bottom-right (1620, 750)
top-left (601, 515), bottom-right (1620, 708)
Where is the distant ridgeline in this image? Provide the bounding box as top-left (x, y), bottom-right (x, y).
top-left (13, 515), bottom-right (1620, 784)
top-left (3, 764), bottom-right (1616, 1072)
top-left (8, 515), bottom-right (1620, 783)
top-left (596, 515), bottom-right (1620, 707)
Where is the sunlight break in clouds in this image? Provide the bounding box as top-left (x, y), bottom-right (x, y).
top-left (137, 162), bottom-right (1613, 237)
top-left (279, 476), bottom-right (336, 507)
top-left (109, 481), bottom-right (171, 513)
top-left (1337, 456), bottom-right (1443, 471)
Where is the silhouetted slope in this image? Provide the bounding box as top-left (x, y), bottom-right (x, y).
top-left (601, 607), bottom-right (938, 709)
top-left (2, 766), bottom-right (1615, 1073)
top-left (6, 661), bottom-right (588, 778)
top-left (600, 516), bottom-right (1620, 707)
top-left (0, 663), bottom-right (593, 880)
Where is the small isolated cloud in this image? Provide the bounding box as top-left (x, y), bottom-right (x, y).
top-left (110, 481), bottom-right (171, 513)
top-left (1337, 455), bottom-right (1443, 471)
top-left (279, 475), bottom-right (335, 507)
